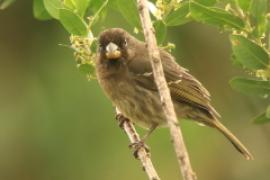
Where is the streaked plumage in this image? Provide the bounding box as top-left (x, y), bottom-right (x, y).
top-left (96, 28), bottom-right (253, 160)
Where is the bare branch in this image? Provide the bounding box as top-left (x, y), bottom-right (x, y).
top-left (136, 0), bottom-right (197, 179)
top-left (116, 108), bottom-right (160, 180)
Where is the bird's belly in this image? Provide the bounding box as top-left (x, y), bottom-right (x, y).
top-left (108, 81), bottom-right (166, 129)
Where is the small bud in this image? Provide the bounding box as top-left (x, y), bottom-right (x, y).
top-left (133, 27), bottom-right (139, 34)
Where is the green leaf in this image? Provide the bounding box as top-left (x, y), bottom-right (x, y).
top-left (154, 20), bottom-right (167, 44)
top-left (230, 35), bottom-right (269, 69)
top-left (65, 0), bottom-right (90, 17)
top-left (253, 110), bottom-right (270, 124)
top-left (235, 0), bottom-right (252, 11)
top-left (59, 8), bottom-right (88, 36)
top-left (43, 0), bottom-right (62, 19)
top-left (117, 0), bottom-right (140, 28)
top-left (89, 0), bottom-right (103, 12)
top-left (231, 54), bottom-right (243, 67)
top-left (190, 1), bottom-right (245, 30)
top-left (63, 0), bottom-right (76, 10)
top-left (194, 0), bottom-right (217, 6)
top-left (76, 0), bottom-right (90, 16)
top-left (250, 0), bottom-right (268, 37)
top-left (230, 77), bottom-right (270, 97)
top-left (250, 0), bottom-right (267, 19)
top-left (0, 0), bottom-right (15, 9)
top-left (87, 0), bottom-right (108, 26)
top-left (164, 2), bottom-right (191, 26)
top-left (108, 0), bottom-right (118, 9)
top-left (78, 64), bottom-right (95, 75)
top-left (33, 0), bottom-right (52, 20)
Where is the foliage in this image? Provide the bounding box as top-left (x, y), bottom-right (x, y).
top-left (1, 0), bottom-right (269, 123)
top-left (186, 0), bottom-right (270, 123)
top-left (0, 0), bottom-right (15, 9)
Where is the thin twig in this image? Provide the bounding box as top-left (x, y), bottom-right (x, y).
top-left (136, 0), bottom-right (196, 180)
top-left (116, 108), bottom-right (161, 180)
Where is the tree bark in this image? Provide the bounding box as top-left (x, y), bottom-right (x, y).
top-left (136, 0), bottom-right (197, 179)
top-left (116, 108), bottom-right (161, 180)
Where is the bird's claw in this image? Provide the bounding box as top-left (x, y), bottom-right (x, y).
top-left (115, 114), bottom-right (129, 128)
top-left (129, 141), bottom-right (150, 159)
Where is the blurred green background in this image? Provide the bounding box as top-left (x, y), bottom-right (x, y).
top-left (1, 1), bottom-right (270, 180)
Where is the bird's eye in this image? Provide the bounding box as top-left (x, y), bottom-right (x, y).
top-left (123, 39), bottom-right (127, 46)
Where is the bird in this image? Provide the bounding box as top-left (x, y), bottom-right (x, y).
top-left (95, 28), bottom-right (253, 160)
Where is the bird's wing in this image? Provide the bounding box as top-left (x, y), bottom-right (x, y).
top-left (127, 48), bottom-right (220, 119)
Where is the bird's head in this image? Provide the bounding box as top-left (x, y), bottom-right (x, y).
top-left (96, 28), bottom-right (146, 78)
top-left (98, 28), bottom-right (130, 65)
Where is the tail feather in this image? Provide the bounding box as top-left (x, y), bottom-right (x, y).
top-left (214, 121), bottom-right (254, 160)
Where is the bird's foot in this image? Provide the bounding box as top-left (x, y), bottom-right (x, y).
top-left (129, 140), bottom-right (150, 159)
top-left (115, 113), bottom-right (129, 128)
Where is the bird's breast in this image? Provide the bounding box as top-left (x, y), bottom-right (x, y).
top-left (98, 74), bottom-right (166, 129)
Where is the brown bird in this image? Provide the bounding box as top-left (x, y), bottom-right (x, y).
top-left (96, 28), bottom-right (253, 160)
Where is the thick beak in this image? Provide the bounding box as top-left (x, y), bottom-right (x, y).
top-left (105, 42), bottom-right (121, 59)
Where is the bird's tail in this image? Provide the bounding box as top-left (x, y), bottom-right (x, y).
top-left (213, 121), bottom-right (254, 160)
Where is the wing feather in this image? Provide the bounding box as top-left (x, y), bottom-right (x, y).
top-left (127, 47), bottom-right (220, 119)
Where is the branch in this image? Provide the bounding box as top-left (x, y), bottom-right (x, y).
top-left (136, 0), bottom-right (197, 180)
top-left (116, 108), bottom-right (160, 180)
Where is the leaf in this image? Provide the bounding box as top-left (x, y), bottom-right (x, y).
top-left (253, 110), bottom-right (270, 124)
top-left (108, 0), bottom-right (118, 9)
top-left (63, 0), bottom-right (76, 10)
top-left (33, 0), bottom-right (52, 20)
top-left (0, 0), bottom-right (15, 9)
top-left (190, 1), bottom-right (245, 30)
top-left (89, 0), bottom-right (103, 12)
top-left (117, 0), bottom-right (140, 28)
top-left (88, 0), bottom-right (108, 26)
top-left (235, 0), bottom-right (252, 11)
top-left (59, 8), bottom-right (88, 36)
top-left (230, 77), bottom-right (270, 97)
top-left (43, 0), bottom-right (62, 19)
top-left (250, 0), bottom-right (267, 37)
top-left (78, 64), bottom-right (95, 75)
top-left (164, 2), bottom-right (191, 26)
top-left (154, 20), bottom-right (167, 44)
top-left (76, 0), bottom-right (90, 16)
top-left (250, 0), bottom-right (267, 19)
top-left (65, 0), bottom-right (90, 17)
top-left (231, 54), bottom-right (243, 68)
top-left (231, 35), bottom-right (269, 70)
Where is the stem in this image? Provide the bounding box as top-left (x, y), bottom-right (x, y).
top-left (116, 108), bottom-right (161, 180)
top-left (136, 0), bottom-right (196, 180)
